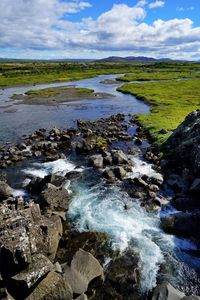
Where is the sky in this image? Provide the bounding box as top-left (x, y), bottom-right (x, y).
top-left (0, 0), bottom-right (200, 60)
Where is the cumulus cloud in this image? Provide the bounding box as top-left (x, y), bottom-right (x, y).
top-left (149, 1), bottom-right (165, 9)
top-left (0, 1), bottom-right (199, 60)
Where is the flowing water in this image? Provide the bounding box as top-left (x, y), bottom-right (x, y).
top-left (1, 75), bottom-right (200, 295)
top-left (0, 74), bottom-right (148, 143)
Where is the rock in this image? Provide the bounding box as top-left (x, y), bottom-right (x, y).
top-left (39, 184), bottom-right (70, 211)
top-left (63, 249), bottom-right (103, 295)
top-left (76, 140), bottom-right (93, 154)
top-left (75, 294), bottom-right (88, 300)
top-left (25, 272), bottom-right (73, 300)
top-left (0, 200), bottom-right (63, 278)
top-left (151, 282), bottom-right (185, 300)
top-left (135, 138), bottom-right (142, 145)
top-left (0, 181), bottom-right (13, 201)
top-left (56, 231), bottom-right (108, 265)
top-left (146, 173), bottom-right (163, 186)
top-left (104, 251), bottom-right (140, 299)
top-left (112, 150), bottom-right (129, 165)
top-left (8, 254), bottom-right (54, 298)
top-left (88, 155), bottom-right (103, 169)
top-left (65, 171), bottom-right (82, 181)
top-left (26, 175), bottom-right (51, 195)
top-left (158, 129), bottom-right (169, 134)
top-left (189, 178), bottom-right (200, 196)
top-left (172, 197), bottom-right (199, 212)
top-left (162, 212), bottom-right (200, 239)
top-left (102, 169), bottom-right (116, 182)
top-left (54, 262), bottom-right (62, 274)
top-left (113, 166), bottom-right (127, 180)
top-left (163, 110), bottom-right (200, 176)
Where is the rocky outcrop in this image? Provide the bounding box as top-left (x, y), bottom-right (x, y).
top-left (161, 110), bottom-right (200, 241)
top-left (0, 198), bottom-right (63, 279)
top-left (163, 110), bottom-right (200, 175)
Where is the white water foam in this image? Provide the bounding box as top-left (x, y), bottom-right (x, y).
top-left (23, 158), bottom-right (83, 178)
top-left (68, 182), bottom-right (164, 291)
top-left (127, 156), bottom-right (157, 178)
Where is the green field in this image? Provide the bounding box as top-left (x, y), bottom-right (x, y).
top-left (118, 79), bottom-right (200, 146)
top-left (117, 71), bottom-right (200, 82)
top-left (0, 61), bottom-right (145, 87)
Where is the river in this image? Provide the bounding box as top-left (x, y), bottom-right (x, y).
top-left (1, 74), bottom-right (200, 295)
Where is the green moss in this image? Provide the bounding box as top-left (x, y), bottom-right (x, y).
top-left (92, 138), bottom-right (108, 150)
top-left (118, 79), bottom-right (200, 147)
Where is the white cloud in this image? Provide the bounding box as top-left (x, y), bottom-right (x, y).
top-left (0, 1), bottom-right (200, 60)
top-left (135, 0), bottom-right (148, 7)
top-left (149, 1), bottom-right (165, 9)
top-left (177, 6), bottom-right (195, 12)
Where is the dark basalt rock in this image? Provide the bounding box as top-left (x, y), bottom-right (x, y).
top-left (162, 212), bottom-right (200, 239)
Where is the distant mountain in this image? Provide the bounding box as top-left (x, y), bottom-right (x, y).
top-left (97, 56), bottom-right (173, 63)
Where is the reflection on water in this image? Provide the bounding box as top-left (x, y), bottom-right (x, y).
top-left (0, 74), bottom-right (149, 142)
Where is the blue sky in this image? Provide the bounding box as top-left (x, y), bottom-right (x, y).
top-left (0, 0), bottom-right (200, 60)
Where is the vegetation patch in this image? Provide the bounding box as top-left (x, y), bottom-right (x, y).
top-left (12, 86), bottom-right (113, 105)
top-left (117, 79), bottom-right (200, 146)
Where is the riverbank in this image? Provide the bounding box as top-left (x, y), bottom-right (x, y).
top-left (117, 79), bottom-right (200, 146)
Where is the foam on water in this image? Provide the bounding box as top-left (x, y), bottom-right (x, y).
top-left (69, 181), bottom-right (164, 291)
top-left (20, 155), bottom-right (200, 293)
top-left (23, 158), bottom-right (83, 178)
top-left (127, 156), bottom-right (157, 178)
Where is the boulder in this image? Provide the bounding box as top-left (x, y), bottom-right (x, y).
top-left (162, 212), bottom-right (200, 239)
top-left (63, 249), bottom-right (103, 295)
top-left (25, 272), bottom-right (73, 300)
top-left (113, 166), bottom-right (127, 180)
top-left (0, 181), bottom-right (13, 201)
top-left (111, 150), bottom-right (129, 165)
top-left (26, 175), bottom-right (51, 195)
top-left (102, 169), bottom-right (116, 183)
top-left (8, 254), bottom-right (54, 298)
top-left (39, 184), bottom-right (70, 211)
top-left (102, 252), bottom-right (140, 299)
top-left (151, 282), bottom-right (185, 300)
top-left (88, 155), bottom-right (103, 169)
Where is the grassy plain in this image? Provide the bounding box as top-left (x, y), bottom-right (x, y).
top-left (0, 61), bottom-right (145, 87)
top-left (118, 79), bottom-right (200, 146)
